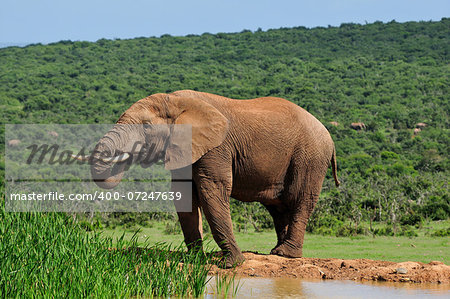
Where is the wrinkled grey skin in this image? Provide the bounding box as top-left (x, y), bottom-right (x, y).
top-left (89, 90), bottom-right (340, 268)
top-left (90, 124), bottom-right (169, 188)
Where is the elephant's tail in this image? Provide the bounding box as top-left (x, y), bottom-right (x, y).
top-left (331, 147), bottom-right (340, 187)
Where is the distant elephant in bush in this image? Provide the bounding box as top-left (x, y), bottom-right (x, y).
top-left (350, 122), bottom-right (366, 130)
top-left (73, 90), bottom-right (340, 268)
top-left (8, 139), bottom-right (21, 147)
top-left (415, 122), bottom-right (427, 129)
top-left (48, 131), bottom-right (59, 138)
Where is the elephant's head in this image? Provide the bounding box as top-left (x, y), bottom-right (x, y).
top-left (73, 93), bottom-right (229, 189)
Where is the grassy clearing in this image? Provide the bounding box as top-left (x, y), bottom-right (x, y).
top-left (303, 234), bottom-right (449, 264)
top-left (102, 220), bottom-right (449, 264)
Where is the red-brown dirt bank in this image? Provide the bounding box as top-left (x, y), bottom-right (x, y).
top-left (209, 252), bottom-right (450, 284)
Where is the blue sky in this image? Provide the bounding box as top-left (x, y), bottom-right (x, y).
top-left (0, 0), bottom-right (448, 46)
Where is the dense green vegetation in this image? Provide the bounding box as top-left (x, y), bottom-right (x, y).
top-left (1, 19), bottom-right (449, 235)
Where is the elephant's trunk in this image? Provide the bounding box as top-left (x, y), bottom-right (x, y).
top-left (90, 131), bottom-right (131, 189)
top-left (90, 158), bottom-right (127, 189)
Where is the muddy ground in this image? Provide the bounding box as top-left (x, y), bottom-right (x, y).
top-left (209, 252), bottom-right (450, 284)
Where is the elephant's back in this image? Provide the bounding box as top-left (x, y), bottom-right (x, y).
top-left (172, 90), bottom-right (315, 120)
top-left (233, 96), bottom-right (328, 135)
top-left (171, 90), bottom-right (329, 139)
top-left (239, 96), bottom-right (334, 157)
top-left (238, 96), bottom-right (312, 118)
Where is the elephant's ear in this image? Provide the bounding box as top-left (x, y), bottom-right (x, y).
top-left (164, 96), bottom-right (229, 170)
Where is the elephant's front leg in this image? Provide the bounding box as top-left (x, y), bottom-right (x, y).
top-left (172, 168), bottom-right (203, 252)
top-left (196, 177), bottom-right (244, 268)
top-left (175, 186), bottom-right (203, 252)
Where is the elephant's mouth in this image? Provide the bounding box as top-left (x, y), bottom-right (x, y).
top-left (136, 140), bottom-right (169, 168)
top-left (70, 152), bottom-right (131, 163)
top-left (71, 151), bottom-right (132, 189)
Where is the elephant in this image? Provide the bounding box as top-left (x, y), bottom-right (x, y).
top-left (350, 122), bottom-right (366, 130)
top-left (73, 90), bottom-right (340, 268)
top-left (48, 130), bottom-right (59, 138)
top-left (7, 139), bottom-right (21, 147)
top-left (415, 122), bottom-right (427, 129)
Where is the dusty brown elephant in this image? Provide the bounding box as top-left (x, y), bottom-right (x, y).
top-left (74, 90), bottom-right (340, 268)
top-left (350, 122), bottom-right (366, 130)
top-left (7, 139), bottom-right (21, 147)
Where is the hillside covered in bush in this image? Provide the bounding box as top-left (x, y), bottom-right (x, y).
top-left (1, 19), bottom-right (448, 235)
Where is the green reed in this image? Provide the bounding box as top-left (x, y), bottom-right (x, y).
top-left (0, 198), bottom-right (213, 298)
top-left (213, 272), bottom-right (243, 298)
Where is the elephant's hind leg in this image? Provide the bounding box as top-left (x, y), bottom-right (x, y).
top-left (270, 192), bottom-right (320, 258)
top-left (264, 204), bottom-right (289, 248)
top-left (270, 161), bottom-right (328, 258)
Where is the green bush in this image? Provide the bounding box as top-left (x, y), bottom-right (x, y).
top-left (78, 219), bottom-right (103, 231)
top-left (372, 226), bottom-right (394, 236)
top-left (397, 225), bottom-right (418, 237)
top-left (431, 227), bottom-right (450, 237)
top-left (381, 151), bottom-right (399, 160)
top-left (164, 222), bottom-right (182, 235)
top-left (386, 162), bottom-right (417, 177)
top-left (336, 224), bottom-right (366, 237)
top-left (400, 214), bottom-right (423, 226)
top-left (421, 196), bottom-right (450, 220)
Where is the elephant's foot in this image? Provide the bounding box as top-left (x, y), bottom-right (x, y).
top-left (186, 239), bottom-right (203, 253)
top-left (270, 243), bottom-right (302, 258)
top-left (221, 250), bottom-right (245, 269)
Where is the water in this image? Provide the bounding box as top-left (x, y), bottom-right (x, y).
top-left (206, 277), bottom-right (450, 298)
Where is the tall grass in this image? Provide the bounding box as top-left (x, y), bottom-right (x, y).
top-left (0, 193), bottom-right (212, 298)
top-left (213, 272), bottom-right (243, 298)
